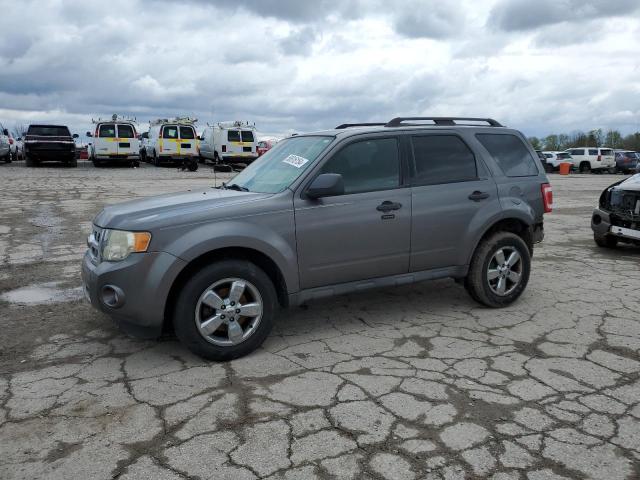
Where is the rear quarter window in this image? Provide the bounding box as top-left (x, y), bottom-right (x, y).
top-left (588, 149), bottom-right (598, 155)
top-left (117, 124), bottom-right (135, 138)
top-left (179, 126), bottom-right (195, 139)
top-left (599, 149), bottom-right (613, 155)
top-left (241, 130), bottom-right (255, 142)
top-left (476, 134), bottom-right (538, 177)
top-left (570, 149), bottom-right (584, 155)
top-left (99, 124), bottom-right (116, 138)
top-left (162, 126), bottom-right (178, 139)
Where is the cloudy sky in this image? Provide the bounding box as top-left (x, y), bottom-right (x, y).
top-left (1, 0), bottom-right (639, 138)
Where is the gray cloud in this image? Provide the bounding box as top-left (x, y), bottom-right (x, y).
top-left (490, 0), bottom-right (639, 32)
top-left (0, 0), bottom-right (639, 140)
top-left (392, 1), bottom-right (462, 39)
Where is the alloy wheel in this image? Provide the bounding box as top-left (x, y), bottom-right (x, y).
top-left (194, 277), bottom-right (263, 346)
top-left (486, 247), bottom-right (523, 296)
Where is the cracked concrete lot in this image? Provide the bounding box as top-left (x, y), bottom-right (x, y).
top-left (1, 161), bottom-right (639, 479)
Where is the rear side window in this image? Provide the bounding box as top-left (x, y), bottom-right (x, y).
top-left (228, 130), bottom-right (241, 142)
top-left (28, 126), bottom-right (71, 136)
top-left (241, 130), bottom-right (255, 142)
top-left (599, 149), bottom-right (612, 155)
top-left (99, 124), bottom-right (116, 138)
top-left (162, 126), bottom-right (178, 139)
top-left (589, 149), bottom-right (598, 155)
top-left (476, 134), bottom-right (538, 177)
top-left (411, 135), bottom-right (477, 185)
top-left (117, 124), bottom-right (135, 138)
top-left (320, 138), bottom-right (400, 194)
top-left (570, 149), bottom-right (584, 155)
top-left (179, 126), bottom-right (195, 139)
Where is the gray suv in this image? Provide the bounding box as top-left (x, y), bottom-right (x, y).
top-left (82, 117), bottom-right (552, 360)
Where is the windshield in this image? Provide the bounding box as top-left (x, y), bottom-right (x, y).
top-left (227, 136), bottom-right (334, 193)
top-left (28, 126), bottom-right (71, 136)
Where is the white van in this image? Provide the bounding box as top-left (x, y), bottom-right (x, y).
top-left (199, 121), bottom-right (258, 165)
top-left (146, 118), bottom-right (199, 171)
top-left (88, 115), bottom-right (140, 167)
top-left (564, 147), bottom-right (615, 173)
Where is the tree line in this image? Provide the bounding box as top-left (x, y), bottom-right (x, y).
top-left (528, 129), bottom-right (640, 152)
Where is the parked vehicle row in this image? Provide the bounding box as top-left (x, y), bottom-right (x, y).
top-left (538, 147), bottom-right (639, 174)
top-left (0, 124), bottom-right (11, 163)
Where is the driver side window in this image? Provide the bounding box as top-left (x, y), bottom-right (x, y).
top-left (319, 137), bottom-right (400, 195)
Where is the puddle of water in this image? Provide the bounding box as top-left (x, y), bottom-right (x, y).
top-left (0, 282), bottom-right (84, 305)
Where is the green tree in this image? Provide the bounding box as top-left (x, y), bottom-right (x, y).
top-left (528, 136), bottom-right (541, 150)
top-left (558, 134), bottom-right (570, 150)
top-left (604, 129), bottom-right (622, 148)
top-left (543, 134), bottom-right (559, 150)
top-left (622, 132), bottom-right (640, 151)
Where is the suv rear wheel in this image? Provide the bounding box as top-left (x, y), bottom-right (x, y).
top-left (173, 259), bottom-right (277, 361)
top-left (579, 161), bottom-right (591, 173)
top-left (465, 231), bottom-right (531, 308)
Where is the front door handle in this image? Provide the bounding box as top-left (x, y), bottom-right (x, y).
top-left (468, 191), bottom-right (490, 201)
top-left (377, 201), bottom-right (402, 212)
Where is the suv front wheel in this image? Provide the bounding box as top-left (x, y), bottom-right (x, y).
top-left (465, 232), bottom-right (531, 308)
top-left (173, 259), bottom-right (277, 361)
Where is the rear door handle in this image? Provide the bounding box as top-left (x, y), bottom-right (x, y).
top-left (468, 191), bottom-right (490, 201)
top-left (377, 201), bottom-right (402, 212)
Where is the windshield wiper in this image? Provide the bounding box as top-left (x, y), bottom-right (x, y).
top-left (222, 182), bottom-right (250, 192)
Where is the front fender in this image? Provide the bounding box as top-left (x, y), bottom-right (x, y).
top-left (160, 218), bottom-right (299, 293)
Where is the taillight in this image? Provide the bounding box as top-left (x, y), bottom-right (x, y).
top-left (222, 145), bottom-right (227, 153)
top-left (541, 183), bottom-right (553, 213)
top-left (597, 155), bottom-right (601, 161)
top-left (9, 138), bottom-right (13, 144)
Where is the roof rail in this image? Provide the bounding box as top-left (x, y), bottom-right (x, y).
top-left (385, 117), bottom-right (503, 127)
top-left (335, 122), bottom-right (387, 129)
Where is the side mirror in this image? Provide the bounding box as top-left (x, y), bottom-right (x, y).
top-left (306, 173), bottom-right (344, 199)
top-left (2, 129), bottom-right (8, 136)
top-left (73, 133), bottom-right (79, 139)
top-left (86, 131), bottom-right (92, 137)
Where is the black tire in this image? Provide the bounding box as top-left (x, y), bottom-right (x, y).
top-left (579, 162), bottom-right (591, 174)
top-left (4, 152), bottom-right (12, 163)
top-left (25, 155), bottom-right (34, 167)
top-left (153, 151), bottom-right (160, 167)
top-left (187, 161), bottom-right (198, 172)
top-left (544, 162), bottom-right (553, 173)
top-left (214, 152), bottom-right (220, 164)
top-left (140, 150), bottom-right (147, 163)
top-left (173, 259), bottom-right (277, 361)
top-left (465, 231), bottom-right (531, 308)
top-left (594, 234), bottom-right (618, 249)
top-left (69, 157), bottom-right (77, 167)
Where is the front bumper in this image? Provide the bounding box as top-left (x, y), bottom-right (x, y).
top-left (81, 250), bottom-right (186, 338)
top-left (591, 208), bottom-right (640, 243)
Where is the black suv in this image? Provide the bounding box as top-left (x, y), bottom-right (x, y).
top-left (24, 124), bottom-right (78, 167)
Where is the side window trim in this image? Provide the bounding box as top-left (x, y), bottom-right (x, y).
top-left (312, 135), bottom-right (404, 197)
top-left (408, 133), bottom-right (480, 187)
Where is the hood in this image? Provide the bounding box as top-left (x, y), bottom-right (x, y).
top-left (93, 187), bottom-right (272, 230)
top-left (617, 174), bottom-right (640, 192)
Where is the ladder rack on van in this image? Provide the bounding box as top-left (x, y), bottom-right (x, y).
top-left (150, 117), bottom-right (197, 126)
top-left (215, 121), bottom-right (255, 129)
top-left (92, 114), bottom-right (138, 124)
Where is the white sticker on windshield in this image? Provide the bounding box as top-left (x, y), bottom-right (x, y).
top-left (282, 154), bottom-right (309, 168)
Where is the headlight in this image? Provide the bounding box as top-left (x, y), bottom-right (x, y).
top-left (102, 229), bottom-right (151, 261)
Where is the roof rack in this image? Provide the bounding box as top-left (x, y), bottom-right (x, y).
top-left (385, 117), bottom-right (503, 127)
top-left (150, 117), bottom-right (197, 126)
top-left (335, 122), bottom-right (387, 129)
top-left (92, 114), bottom-right (138, 124)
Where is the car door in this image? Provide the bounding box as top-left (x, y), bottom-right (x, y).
top-left (116, 124), bottom-right (136, 157)
top-left (294, 135), bottom-right (411, 289)
top-left (97, 123), bottom-right (117, 156)
top-left (178, 126), bottom-right (196, 157)
top-left (408, 133), bottom-right (500, 271)
top-left (161, 125), bottom-right (179, 156)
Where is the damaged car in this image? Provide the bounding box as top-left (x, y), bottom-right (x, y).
top-left (592, 174), bottom-right (640, 248)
